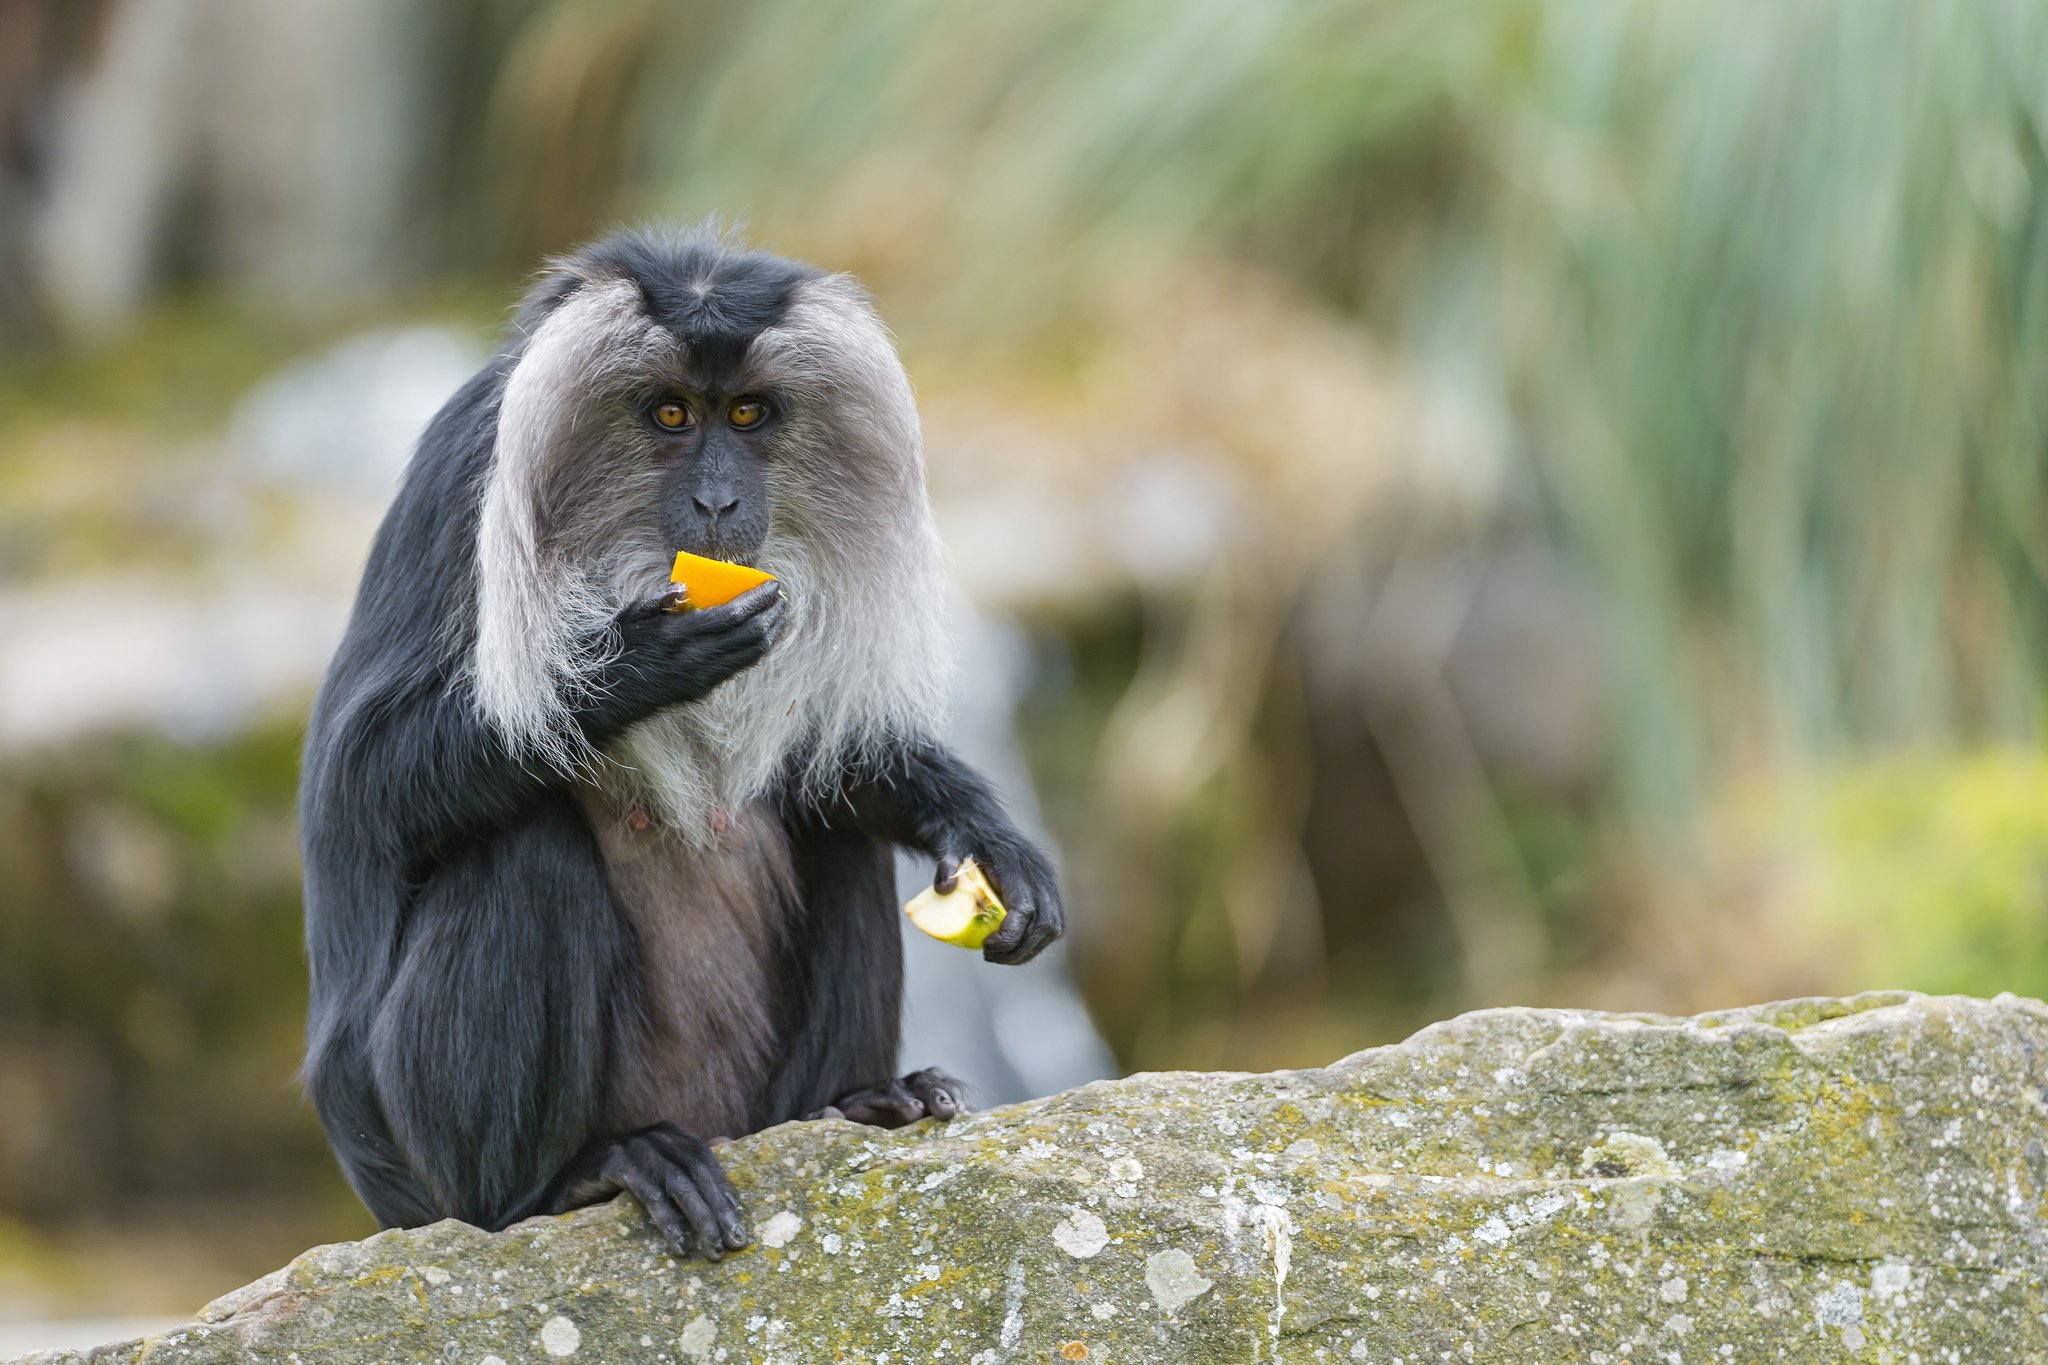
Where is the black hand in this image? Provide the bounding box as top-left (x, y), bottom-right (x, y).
top-left (826, 738), bottom-right (1067, 964)
top-left (551, 1123), bottom-right (750, 1260)
top-left (940, 837), bottom-right (1063, 965)
top-left (580, 581), bottom-right (785, 740)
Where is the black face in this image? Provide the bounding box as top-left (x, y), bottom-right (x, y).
top-left (646, 388), bottom-right (777, 561)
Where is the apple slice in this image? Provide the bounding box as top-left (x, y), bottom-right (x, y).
top-left (903, 858), bottom-right (1008, 950)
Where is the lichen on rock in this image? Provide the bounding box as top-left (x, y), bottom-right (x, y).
top-left (15, 992), bottom-right (2047, 1363)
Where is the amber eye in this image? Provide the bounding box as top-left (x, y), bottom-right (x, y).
top-left (652, 400), bottom-right (691, 430)
top-left (728, 399), bottom-right (769, 429)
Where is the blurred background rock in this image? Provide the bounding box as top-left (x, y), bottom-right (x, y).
top-left (3, 0), bottom-right (2046, 1339)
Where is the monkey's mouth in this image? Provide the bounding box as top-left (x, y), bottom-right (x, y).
top-left (662, 517), bottom-right (768, 567)
top-left (672, 539), bottom-right (761, 567)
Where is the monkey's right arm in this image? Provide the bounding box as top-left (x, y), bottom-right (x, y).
top-left (833, 738), bottom-right (1066, 965)
top-left (312, 582), bottom-right (784, 867)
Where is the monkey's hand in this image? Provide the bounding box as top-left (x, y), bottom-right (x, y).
top-left (548, 1123), bottom-right (749, 1260)
top-left (582, 581), bottom-right (786, 737)
top-left (935, 838), bottom-right (1063, 965)
top-left (809, 1067), bottom-right (967, 1127)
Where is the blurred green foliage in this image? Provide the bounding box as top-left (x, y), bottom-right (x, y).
top-left (387, 0), bottom-right (2048, 1051)
top-left (1790, 752), bottom-right (2048, 1000)
top-left (0, 301), bottom-right (300, 440)
top-left (0, 726), bottom-right (360, 1226)
top-left (561, 0), bottom-right (2048, 824)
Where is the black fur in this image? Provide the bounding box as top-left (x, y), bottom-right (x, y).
top-left (565, 231), bottom-right (817, 343)
top-left (299, 232), bottom-right (1062, 1257)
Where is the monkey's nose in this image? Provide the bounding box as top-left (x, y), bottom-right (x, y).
top-left (694, 493), bottom-right (741, 519)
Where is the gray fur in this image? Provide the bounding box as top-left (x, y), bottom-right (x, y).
top-left (473, 267), bottom-right (951, 845)
top-left (472, 276), bottom-right (671, 771)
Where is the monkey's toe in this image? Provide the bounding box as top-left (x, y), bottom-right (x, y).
top-left (815, 1068), bottom-right (968, 1128)
top-left (903, 1066), bottom-right (965, 1119)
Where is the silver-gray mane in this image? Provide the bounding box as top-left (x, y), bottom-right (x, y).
top-left (467, 260), bottom-right (950, 843)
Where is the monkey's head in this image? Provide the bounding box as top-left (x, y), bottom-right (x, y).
top-left (470, 227), bottom-right (950, 831)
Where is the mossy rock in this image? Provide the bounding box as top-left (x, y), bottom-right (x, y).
top-left (20, 992), bottom-right (2048, 1363)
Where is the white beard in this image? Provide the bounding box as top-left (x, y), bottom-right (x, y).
top-left (598, 517), bottom-right (949, 845)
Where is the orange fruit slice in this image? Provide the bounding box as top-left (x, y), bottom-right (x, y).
top-left (669, 550), bottom-right (775, 609)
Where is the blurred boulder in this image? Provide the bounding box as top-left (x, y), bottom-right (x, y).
top-left (21, 992), bottom-right (2047, 1363)
top-left (228, 326), bottom-right (484, 501)
top-left (0, 325), bottom-right (478, 751)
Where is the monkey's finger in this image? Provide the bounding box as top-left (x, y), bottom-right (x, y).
top-left (723, 580), bottom-right (784, 617)
top-left (1030, 911), bottom-right (1065, 955)
top-left (979, 888), bottom-right (1031, 956)
top-left (1015, 915), bottom-right (1062, 963)
top-left (743, 596), bottom-right (789, 642)
top-left (662, 1169), bottom-right (728, 1260)
top-left (991, 907), bottom-right (1061, 965)
top-left (615, 1162), bottom-right (695, 1257)
top-left (972, 853), bottom-right (1030, 910)
top-left (759, 600), bottom-right (788, 647)
top-left (983, 896), bottom-right (1054, 964)
top-left (651, 1127), bottom-right (750, 1249)
top-left (688, 1160), bottom-right (749, 1250)
top-left (701, 609), bottom-right (785, 672)
top-left (833, 1078), bottom-right (926, 1127)
top-left (672, 581), bottom-right (781, 634)
top-left (614, 593), bottom-right (683, 637)
top-left (933, 855), bottom-right (962, 895)
top-left (872, 1088), bottom-right (926, 1126)
top-left (1021, 877), bottom-right (1065, 946)
top-left (686, 593), bottom-right (786, 649)
top-left (712, 1184), bottom-right (750, 1250)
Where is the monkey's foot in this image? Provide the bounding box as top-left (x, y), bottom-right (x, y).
top-left (556, 1123), bottom-right (750, 1260)
top-left (809, 1067), bottom-right (966, 1128)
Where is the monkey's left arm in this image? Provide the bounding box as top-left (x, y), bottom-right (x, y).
top-left (834, 738), bottom-right (1064, 964)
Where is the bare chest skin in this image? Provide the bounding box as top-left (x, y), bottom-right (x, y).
top-left (578, 787), bottom-right (797, 1140)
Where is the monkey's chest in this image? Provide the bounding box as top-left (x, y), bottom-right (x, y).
top-left (579, 791), bottom-right (797, 1140)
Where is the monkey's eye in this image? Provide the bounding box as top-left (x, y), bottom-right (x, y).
top-left (651, 400), bottom-right (692, 431)
top-left (728, 399), bottom-right (770, 430)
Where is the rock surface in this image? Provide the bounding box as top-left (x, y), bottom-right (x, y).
top-left (17, 992), bottom-right (2048, 1363)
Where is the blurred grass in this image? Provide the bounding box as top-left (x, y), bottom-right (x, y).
top-left (436, 0), bottom-right (2048, 1047)
top-left (553, 0), bottom-right (2048, 813)
top-left (1450, 2), bottom-right (2048, 833)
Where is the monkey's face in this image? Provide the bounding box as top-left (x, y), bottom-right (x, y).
top-left (642, 387), bottom-right (778, 563)
top-left (474, 233), bottom-right (950, 804)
